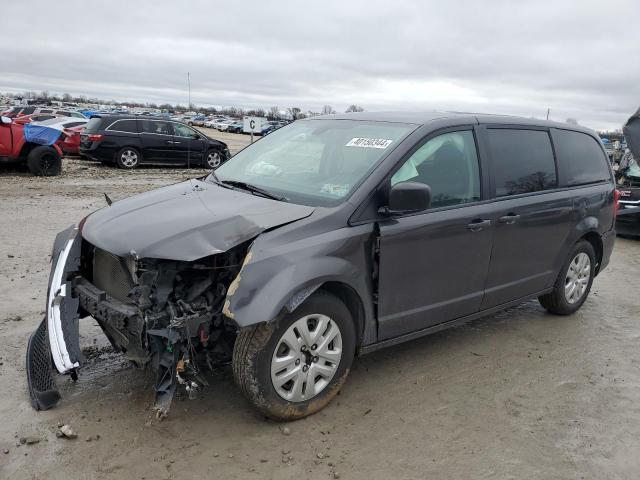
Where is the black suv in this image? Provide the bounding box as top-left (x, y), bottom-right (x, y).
top-left (29, 112), bottom-right (616, 420)
top-left (79, 115), bottom-right (230, 169)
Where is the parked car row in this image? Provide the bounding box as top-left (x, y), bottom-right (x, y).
top-left (2, 105), bottom-right (86, 119)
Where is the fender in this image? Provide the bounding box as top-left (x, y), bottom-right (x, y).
top-left (223, 224), bottom-right (378, 345)
top-left (552, 214), bottom-right (601, 278)
top-left (52, 142), bottom-right (63, 157)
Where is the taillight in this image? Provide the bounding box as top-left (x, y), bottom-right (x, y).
top-left (614, 189), bottom-right (621, 216)
top-left (88, 134), bottom-right (103, 142)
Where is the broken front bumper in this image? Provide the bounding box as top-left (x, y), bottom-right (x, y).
top-left (26, 225), bottom-right (82, 410)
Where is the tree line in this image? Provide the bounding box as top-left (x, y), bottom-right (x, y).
top-left (1, 91), bottom-right (364, 120)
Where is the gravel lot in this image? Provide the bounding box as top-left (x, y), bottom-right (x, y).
top-left (1, 129), bottom-right (639, 480)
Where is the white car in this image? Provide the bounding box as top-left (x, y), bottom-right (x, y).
top-left (217, 119), bottom-right (237, 131)
top-left (33, 117), bottom-right (89, 131)
top-left (203, 117), bottom-right (228, 129)
top-left (203, 118), bottom-right (222, 128)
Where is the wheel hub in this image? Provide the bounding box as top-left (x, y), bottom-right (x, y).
top-left (270, 314), bottom-right (342, 402)
top-left (565, 252), bottom-right (591, 304)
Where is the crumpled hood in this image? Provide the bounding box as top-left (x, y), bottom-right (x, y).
top-left (82, 179), bottom-right (315, 261)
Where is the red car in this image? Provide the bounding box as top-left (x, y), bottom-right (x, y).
top-left (59, 125), bottom-right (84, 155)
top-left (13, 113), bottom-right (61, 125)
top-left (0, 116), bottom-right (63, 175)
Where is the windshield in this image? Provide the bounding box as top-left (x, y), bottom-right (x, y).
top-left (210, 119), bottom-right (416, 206)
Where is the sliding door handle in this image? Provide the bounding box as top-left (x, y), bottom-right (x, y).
top-left (466, 219), bottom-right (491, 232)
top-left (498, 214), bottom-right (521, 225)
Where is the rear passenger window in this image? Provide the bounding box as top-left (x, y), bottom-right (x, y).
top-left (140, 120), bottom-right (172, 135)
top-left (553, 129), bottom-right (610, 186)
top-left (487, 129), bottom-right (557, 197)
top-left (108, 119), bottom-right (138, 133)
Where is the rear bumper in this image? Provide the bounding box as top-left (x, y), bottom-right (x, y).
top-left (79, 143), bottom-right (111, 162)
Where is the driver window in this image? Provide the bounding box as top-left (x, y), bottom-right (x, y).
top-left (391, 130), bottom-right (480, 208)
top-left (174, 123), bottom-right (198, 138)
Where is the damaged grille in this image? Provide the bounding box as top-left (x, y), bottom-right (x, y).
top-left (92, 247), bottom-right (135, 303)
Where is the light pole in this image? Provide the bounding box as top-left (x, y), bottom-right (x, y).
top-left (188, 72), bottom-right (191, 110)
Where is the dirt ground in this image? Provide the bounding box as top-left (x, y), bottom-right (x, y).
top-left (1, 129), bottom-right (639, 480)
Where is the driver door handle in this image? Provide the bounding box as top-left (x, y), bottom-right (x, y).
top-left (466, 219), bottom-right (491, 232)
top-left (498, 213), bottom-right (521, 225)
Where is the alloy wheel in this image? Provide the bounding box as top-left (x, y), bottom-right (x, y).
top-left (120, 150), bottom-right (138, 167)
top-left (271, 314), bottom-right (343, 402)
top-left (564, 252), bottom-right (591, 304)
top-left (207, 151), bottom-right (222, 168)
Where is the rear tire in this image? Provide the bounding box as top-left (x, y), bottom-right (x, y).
top-left (233, 291), bottom-right (356, 421)
top-left (115, 147), bottom-right (141, 169)
top-left (538, 240), bottom-right (596, 315)
top-left (27, 146), bottom-right (61, 176)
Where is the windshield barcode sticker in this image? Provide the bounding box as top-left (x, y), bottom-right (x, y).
top-left (345, 138), bottom-right (393, 149)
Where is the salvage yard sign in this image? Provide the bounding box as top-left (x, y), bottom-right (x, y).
top-left (243, 116), bottom-right (265, 134)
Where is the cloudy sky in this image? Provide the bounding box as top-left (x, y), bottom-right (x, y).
top-left (2, 0), bottom-right (638, 129)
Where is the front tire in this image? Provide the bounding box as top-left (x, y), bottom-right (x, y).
top-left (233, 291), bottom-right (356, 421)
top-left (115, 147), bottom-right (141, 169)
top-left (539, 240), bottom-right (596, 315)
top-left (27, 146), bottom-right (62, 176)
top-left (204, 150), bottom-right (223, 169)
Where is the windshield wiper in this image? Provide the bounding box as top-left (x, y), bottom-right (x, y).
top-left (206, 170), bottom-right (232, 189)
top-left (221, 180), bottom-right (287, 202)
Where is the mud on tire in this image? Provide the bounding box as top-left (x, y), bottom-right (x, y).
top-left (27, 146), bottom-right (62, 176)
top-left (232, 290), bottom-right (356, 421)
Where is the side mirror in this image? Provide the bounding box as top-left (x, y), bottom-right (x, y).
top-left (380, 181), bottom-right (431, 216)
top-left (1, 116), bottom-right (11, 125)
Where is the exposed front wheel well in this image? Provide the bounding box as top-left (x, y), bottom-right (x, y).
top-left (581, 231), bottom-right (603, 275)
top-left (18, 142), bottom-right (36, 160)
top-left (317, 282), bottom-right (365, 349)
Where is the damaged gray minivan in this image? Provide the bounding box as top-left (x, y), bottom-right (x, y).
top-left (27, 112), bottom-right (616, 420)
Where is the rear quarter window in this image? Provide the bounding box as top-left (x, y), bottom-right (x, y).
top-left (486, 128), bottom-right (557, 197)
top-left (107, 119), bottom-right (138, 133)
top-left (552, 129), bottom-right (611, 186)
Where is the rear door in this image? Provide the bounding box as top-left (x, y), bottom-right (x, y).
top-left (139, 119), bottom-right (177, 162)
top-left (479, 126), bottom-right (573, 308)
top-left (551, 128), bottom-right (616, 232)
top-left (171, 122), bottom-right (206, 165)
top-left (377, 128), bottom-right (494, 339)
